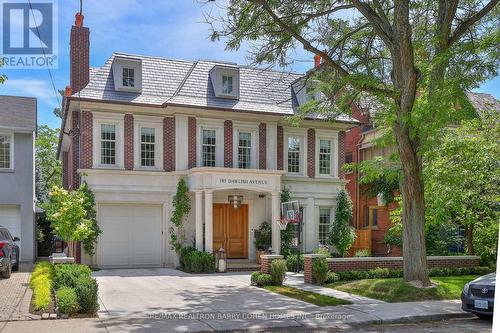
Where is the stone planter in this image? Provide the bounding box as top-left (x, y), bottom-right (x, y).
top-left (255, 250), bottom-right (266, 264)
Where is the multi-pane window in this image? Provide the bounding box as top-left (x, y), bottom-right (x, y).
top-left (0, 135), bottom-right (11, 169)
top-left (364, 206), bottom-right (378, 228)
top-left (287, 136), bottom-right (301, 173)
top-left (319, 207), bottom-right (331, 245)
top-left (123, 67), bottom-right (135, 87)
top-left (202, 129), bottom-right (216, 167)
top-left (100, 124), bottom-right (116, 165)
top-left (238, 132), bottom-right (252, 169)
top-left (140, 127), bottom-right (155, 167)
top-left (222, 75), bottom-right (233, 94)
top-left (319, 139), bottom-right (332, 175)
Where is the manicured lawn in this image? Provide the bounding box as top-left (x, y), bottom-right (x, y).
top-left (327, 275), bottom-right (479, 303)
top-left (264, 285), bottom-right (351, 306)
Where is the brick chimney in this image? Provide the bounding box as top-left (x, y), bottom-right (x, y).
top-left (70, 12), bottom-right (90, 95)
top-left (314, 54), bottom-right (321, 68)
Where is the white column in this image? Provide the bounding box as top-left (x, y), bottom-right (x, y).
top-left (271, 192), bottom-right (281, 254)
top-left (195, 191), bottom-right (204, 251)
top-left (204, 190), bottom-right (214, 253)
top-left (305, 197), bottom-right (315, 252)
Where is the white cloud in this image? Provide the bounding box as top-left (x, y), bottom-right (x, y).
top-left (0, 78), bottom-right (59, 105)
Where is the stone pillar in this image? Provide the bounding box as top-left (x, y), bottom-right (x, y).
top-left (303, 254), bottom-right (325, 284)
top-left (195, 191), bottom-right (203, 251)
top-left (271, 192), bottom-right (281, 254)
top-left (204, 190), bottom-right (214, 253)
top-left (260, 254), bottom-right (284, 274)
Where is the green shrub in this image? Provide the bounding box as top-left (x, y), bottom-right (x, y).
top-left (387, 269), bottom-right (404, 278)
top-left (270, 259), bottom-right (287, 286)
top-left (254, 222), bottom-right (272, 251)
top-left (56, 287), bottom-right (79, 315)
top-left (188, 251), bottom-right (204, 273)
top-left (251, 272), bottom-right (273, 287)
top-left (326, 271), bottom-right (340, 283)
top-left (30, 262), bottom-right (55, 311)
top-left (53, 264), bottom-right (91, 289)
top-left (354, 249), bottom-right (371, 257)
top-left (201, 252), bottom-right (215, 273)
top-left (286, 254), bottom-right (304, 272)
top-left (368, 268), bottom-right (390, 278)
top-left (179, 246), bottom-right (196, 271)
top-left (312, 258), bottom-right (329, 285)
top-left (182, 249), bottom-right (215, 273)
top-left (314, 247), bottom-right (331, 257)
top-left (74, 276), bottom-right (99, 315)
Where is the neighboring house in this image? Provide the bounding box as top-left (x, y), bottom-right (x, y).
top-left (0, 95), bottom-right (37, 265)
top-left (345, 92), bottom-right (500, 256)
top-left (58, 14), bottom-right (357, 268)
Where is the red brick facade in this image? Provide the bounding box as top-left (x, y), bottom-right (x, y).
top-left (70, 24), bottom-right (90, 94)
top-left (188, 117), bottom-right (197, 169)
top-left (277, 125), bottom-right (284, 170)
top-left (224, 120), bottom-right (233, 168)
top-left (337, 130), bottom-right (346, 179)
top-left (80, 111), bottom-right (93, 169)
top-left (62, 152), bottom-right (69, 189)
top-left (260, 255), bottom-right (284, 274)
top-left (70, 110), bottom-right (80, 190)
top-left (123, 114), bottom-right (134, 170)
top-left (259, 123), bottom-right (266, 169)
top-left (164, 117), bottom-right (175, 172)
top-left (307, 128), bottom-right (315, 178)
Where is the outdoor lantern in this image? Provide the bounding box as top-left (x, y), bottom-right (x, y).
top-left (228, 195), bottom-right (243, 208)
top-left (216, 247), bottom-right (227, 273)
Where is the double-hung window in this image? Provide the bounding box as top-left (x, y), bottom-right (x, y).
top-left (123, 67), bottom-right (135, 87)
top-left (100, 124), bottom-right (116, 165)
top-left (319, 139), bottom-right (332, 175)
top-left (140, 127), bottom-right (155, 167)
top-left (319, 207), bottom-right (332, 245)
top-left (0, 134), bottom-right (12, 169)
top-left (202, 129), bottom-right (216, 167)
top-left (238, 132), bottom-right (252, 169)
top-left (287, 136), bottom-right (301, 173)
top-left (222, 75), bottom-right (233, 94)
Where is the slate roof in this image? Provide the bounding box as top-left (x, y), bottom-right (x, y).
top-left (466, 92), bottom-right (500, 117)
top-left (0, 95), bottom-right (37, 131)
top-left (74, 52), bottom-right (355, 122)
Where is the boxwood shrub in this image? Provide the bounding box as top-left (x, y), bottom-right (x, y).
top-left (251, 271), bottom-right (273, 287)
top-left (56, 286), bottom-right (79, 315)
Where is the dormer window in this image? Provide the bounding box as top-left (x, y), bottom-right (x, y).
top-left (112, 56), bottom-right (142, 93)
top-left (123, 68), bottom-right (135, 87)
top-left (222, 75), bottom-right (233, 94)
top-left (306, 85), bottom-right (315, 101)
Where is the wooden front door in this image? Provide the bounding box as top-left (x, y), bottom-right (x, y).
top-left (213, 204), bottom-right (248, 258)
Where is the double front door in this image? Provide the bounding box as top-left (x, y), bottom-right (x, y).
top-left (213, 204), bottom-right (248, 258)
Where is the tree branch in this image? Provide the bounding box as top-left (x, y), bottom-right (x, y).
top-left (449, 0), bottom-right (499, 45)
top-left (351, 0), bottom-right (394, 46)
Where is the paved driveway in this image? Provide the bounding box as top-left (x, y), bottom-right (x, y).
top-left (93, 268), bottom-right (365, 332)
top-left (0, 272), bottom-right (35, 322)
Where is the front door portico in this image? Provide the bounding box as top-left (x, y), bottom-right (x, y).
top-left (213, 204), bottom-right (248, 258)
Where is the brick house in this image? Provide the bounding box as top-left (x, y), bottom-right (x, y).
top-left (57, 14), bottom-right (358, 268)
top-left (345, 92), bottom-right (499, 257)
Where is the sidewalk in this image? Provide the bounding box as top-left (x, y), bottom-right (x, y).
top-left (0, 299), bottom-right (472, 333)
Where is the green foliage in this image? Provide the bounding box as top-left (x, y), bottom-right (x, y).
top-left (286, 254), bottom-right (304, 272)
top-left (251, 272), bottom-right (273, 287)
top-left (43, 183), bottom-right (101, 256)
top-left (326, 271), bottom-right (340, 284)
top-left (254, 222), bottom-right (272, 251)
top-left (170, 179), bottom-right (191, 254)
top-left (314, 247), bottom-right (331, 257)
top-left (354, 249), bottom-right (371, 257)
top-left (53, 264), bottom-right (92, 290)
top-left (35, 125), bottom-right (62, 202)
top-left (30, 262), bottom-right (54, 311)
top-left (473, 221), bottom-right (499, 268)
top-left (270, 259), bottom-right (287, 286)
top-left (181, 249), bottom-right (215, 273)
top-left (329, 190), bottom-right (355, 257)
top-left (312, 258), bottom-right (329, 285)
top-left (56, 287), bottom-right (79, 315)
top-left (279, 187), bottom-right (295, 256)
top-left (367, 268), bottom-right (391, 279)
top-left (74, 276), bottom-right (99, 315)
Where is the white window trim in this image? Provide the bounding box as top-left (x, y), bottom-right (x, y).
top-left (196, 119), bottom-right (224, 167)
top-left (284, 128), bottom-right (307, 176)
top-left (134, 115), bottom-right (164, 171)
top-left (233, 122), bottom-right (258, 169)
top-left (92, 112), bottom-right (124, 169)
top-left (315, 130), bottom-right (339, 178)
top-left (112, 57), bottom-right (142, 93)
top-left (0, 131), bottom-right (14, 170)
top-left (318, 206), bottom-right (334, 246)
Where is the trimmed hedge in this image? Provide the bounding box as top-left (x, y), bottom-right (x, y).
top-left (30, 262), bottom-right (54, 311)
top-left (56, 287), bottom-right (79, 315)
top-left (251, 272), bottom-right (273, 287)
top-left (329, 266), bottom-right (492, 282)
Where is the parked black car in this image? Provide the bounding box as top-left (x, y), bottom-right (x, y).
top-left (461, 273), bottom-right (495, 318)
top-left (0, 226), bottom-right (20, 278)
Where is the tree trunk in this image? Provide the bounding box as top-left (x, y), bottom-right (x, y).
top-left (465, 225), bottom-right (474, 255)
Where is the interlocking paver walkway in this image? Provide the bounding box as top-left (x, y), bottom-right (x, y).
top-left (0, 272), bottom-right (38, 322)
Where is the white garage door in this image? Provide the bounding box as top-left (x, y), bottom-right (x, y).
top-left (99, 204), bottom-right (163, 268)
top-left (0, 205), bottom-right (21, 241)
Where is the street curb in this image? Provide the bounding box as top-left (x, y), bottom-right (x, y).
top-left (350, 311), bottom-right (474, 327)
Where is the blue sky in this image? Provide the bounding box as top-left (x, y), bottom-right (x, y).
top-left (0, 0), bottom-right (498, 129)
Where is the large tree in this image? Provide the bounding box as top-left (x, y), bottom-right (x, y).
top-left (36, 125), bottom-right (62, 202)
top-left (205, 0), bottom-right (499, 286)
